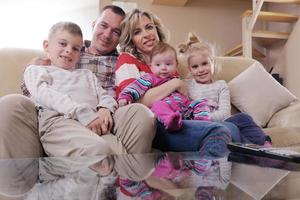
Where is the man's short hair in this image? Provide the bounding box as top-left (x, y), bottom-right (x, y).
top-left (101, 5), bottom-right (125, 17)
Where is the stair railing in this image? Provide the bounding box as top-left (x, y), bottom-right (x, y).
top-left (243, 0), bottom-right (265, 58)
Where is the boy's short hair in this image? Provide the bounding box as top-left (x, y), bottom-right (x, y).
top-left (48, 21), bottom-right (83, 40)
top-left (150, 42), bottom-right (177, 62)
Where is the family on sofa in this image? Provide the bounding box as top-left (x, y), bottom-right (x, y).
top-left (0, 4), bottom-right (299, 159)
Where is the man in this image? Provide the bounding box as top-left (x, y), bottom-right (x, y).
top-left (0, 5), bottom-right (156, 158)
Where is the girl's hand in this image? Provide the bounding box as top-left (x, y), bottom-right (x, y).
top-left (118, 99), bottom-right (130, 107)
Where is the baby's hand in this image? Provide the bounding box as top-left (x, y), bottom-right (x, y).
top-left (118, 99), bottom-right (129, 107)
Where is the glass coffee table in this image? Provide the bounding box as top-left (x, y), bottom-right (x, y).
top-left (0, 152), bottom-right (300, 200)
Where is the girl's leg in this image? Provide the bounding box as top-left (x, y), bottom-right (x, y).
top-left (225, 112), bottom-right (271, 145)
top-left (153, 120), bottom-right (232, 158)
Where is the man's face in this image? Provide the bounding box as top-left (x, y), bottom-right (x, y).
top-left (90, 9), bottom-right (124, 55)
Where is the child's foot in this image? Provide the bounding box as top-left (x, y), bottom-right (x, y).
top-left (165, 113), bottom-right (182, 131)
top-left (263, 141), bottom-right (272, 148)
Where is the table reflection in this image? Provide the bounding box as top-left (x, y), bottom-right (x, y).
top-left (0, 152), bottom-right (231, 200)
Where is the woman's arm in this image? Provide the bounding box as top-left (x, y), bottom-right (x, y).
top-left (139, 78), bottom-right (188, 107)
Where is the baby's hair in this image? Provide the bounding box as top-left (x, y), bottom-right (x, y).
top-left (48, 21), bottom-right (83, 40)
top-left (177, 32), bottom-right (220, 77)
top-left (150, 42), bottom-right (177, 63)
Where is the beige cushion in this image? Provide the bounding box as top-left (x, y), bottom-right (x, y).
top-left (228, 61), bottom-right (297, 127)
top-left (268, 101), bottom-right (300, 128)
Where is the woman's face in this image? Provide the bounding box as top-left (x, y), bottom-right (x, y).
top-left (132, 15), bottom-right (159, 56)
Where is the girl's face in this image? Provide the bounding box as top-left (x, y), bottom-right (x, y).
top-left (132, 15), bottom-right (159, 56)
top-left (150, 50), bottom-right (177, 79)
top-left (188, 51), bottom-right (213, 84)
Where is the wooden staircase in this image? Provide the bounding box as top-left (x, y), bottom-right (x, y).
top-left (225, 0), bottom-right (299, 59)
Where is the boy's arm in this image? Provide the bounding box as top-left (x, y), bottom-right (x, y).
top-left (210, 81), bottom-right (231, 121)
top-left (24, 66), bottom-right (98, 126)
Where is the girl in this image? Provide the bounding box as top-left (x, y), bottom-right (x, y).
top-left (118, 42), bottom-right (211, 131)
top-left (178, 32), bottom-right (272, 146)
top-left (116, 8), bottom-right (241, 156)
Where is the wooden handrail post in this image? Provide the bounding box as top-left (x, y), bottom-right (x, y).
top-left (242, 16), bottom-right (253, 58)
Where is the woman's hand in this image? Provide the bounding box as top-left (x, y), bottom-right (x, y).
top-left (171, 78), bottom-right (188, 97)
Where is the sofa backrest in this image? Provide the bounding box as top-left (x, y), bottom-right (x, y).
top-left (0, 48), bottom-right (44, 96)
top-left (178, 56), bottom-right (255, 82)
top-left (0, 48), bottom-right (256, 97)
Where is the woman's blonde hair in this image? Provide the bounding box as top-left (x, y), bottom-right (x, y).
top-left (177, 32), bottom-right (220, 78)
top-left (119, 9), bottom-right (167, 63)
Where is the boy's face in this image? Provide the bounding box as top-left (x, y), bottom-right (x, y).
top-left (188, 51), bottom-right (213, 84)
top-left (150, 50), bottom-right (177, 79)
top-left (43, 29), bottom-right (83, 70)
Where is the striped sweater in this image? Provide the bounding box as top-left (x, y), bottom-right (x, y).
top-left (185, 79), bottom-right (231, 122)
top-left (24, 65), bottom-right (118, 126)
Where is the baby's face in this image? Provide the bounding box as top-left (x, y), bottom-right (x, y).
top-left (188, 51), bottom-right (213, 84)
top-left (43, 30), bottom-right (83, 70)
top-left (150, 50), bottom-right (177, 79)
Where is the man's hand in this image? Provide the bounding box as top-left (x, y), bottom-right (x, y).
top-left (26, 57), bottom-right (51, 68)
top-left (87, 108), bottom-right (113, 135)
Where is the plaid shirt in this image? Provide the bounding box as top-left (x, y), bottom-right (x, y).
top-left (21, 41), bottom-right (118, 99)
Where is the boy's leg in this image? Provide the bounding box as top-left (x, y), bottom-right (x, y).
top-left (39, 109), bottom-right (112, 156)
top-left (105, 103), bottom-right (156, 154)
top-left (151, 100), bottom-right (182, 131)
top-left (225, 112), bottom-right (270, 145)
top-left (0, 94), bottom-right (44, 158)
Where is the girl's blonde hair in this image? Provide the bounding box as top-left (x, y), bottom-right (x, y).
top-left (177, 32), bottom-right (220, 78)
top-left (119, 9), bottom-right (167, 63)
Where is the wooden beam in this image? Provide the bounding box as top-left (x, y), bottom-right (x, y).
top-left (152, 0), bottom-right (188, 6)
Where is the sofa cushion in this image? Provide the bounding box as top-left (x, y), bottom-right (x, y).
top-left (228, 61), bottom-right (297, 127)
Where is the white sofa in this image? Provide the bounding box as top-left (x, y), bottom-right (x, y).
top-left (1, 47), bottom-right (300, 151)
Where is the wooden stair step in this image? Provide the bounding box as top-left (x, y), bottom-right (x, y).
top-left (252, 30), bottom-right (290, 39)
top-left (242, 10), bottom-right (299, 22)
top-left (252, 30), bottom-right (290, 47)
top-left (264, 0), bottom-right (300, 4)
top-left (225, 44), bottom-right (266, 58)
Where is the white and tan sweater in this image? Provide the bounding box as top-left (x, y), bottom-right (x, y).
top-left (24, 65), bottom-right (118, 126)
top-left (185, 79), bottom-right (231, 122)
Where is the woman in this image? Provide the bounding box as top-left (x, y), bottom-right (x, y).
top-left (115, 9), bottom-right (241, 157)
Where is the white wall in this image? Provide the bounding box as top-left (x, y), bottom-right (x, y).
top-left (0, 0), bottom-right (99, 50)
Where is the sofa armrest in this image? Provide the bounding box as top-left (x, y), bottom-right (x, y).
top-left (264, 126), bottom-right (300, 148)
top-left (267, 101), bottom-right (300, 128)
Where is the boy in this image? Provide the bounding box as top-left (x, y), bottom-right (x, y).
top-left (24, 22), bottom-right (117, 156)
